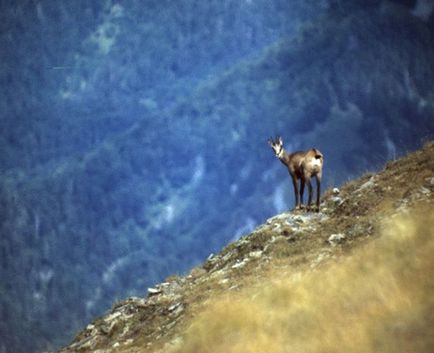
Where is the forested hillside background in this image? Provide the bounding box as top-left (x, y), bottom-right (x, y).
top-left (1, 1), bottom-right (434, 352)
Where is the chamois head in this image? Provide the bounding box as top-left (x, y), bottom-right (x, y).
top-left (268, 136), bottom-right (284, 158)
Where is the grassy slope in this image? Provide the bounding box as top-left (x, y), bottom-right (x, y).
top-left (60, 142), bottom-right (434, 353)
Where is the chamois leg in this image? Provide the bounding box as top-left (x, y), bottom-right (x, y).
top-left (299, 178), bottom-right (305, 209)
top-left (316, 173), bottom-right (322, 212)
top-left (291, 175), bottom-right (300, 210)
top-left (306, 177), bottom-right (313, 211)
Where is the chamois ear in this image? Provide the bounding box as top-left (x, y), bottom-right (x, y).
top-left (267, 137), bottom-right (274, 146)
top-left (278, 136), bottom-right (283, 145)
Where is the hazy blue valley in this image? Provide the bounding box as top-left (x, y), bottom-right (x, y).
top-left (1, 1), bottom-right (434, 352)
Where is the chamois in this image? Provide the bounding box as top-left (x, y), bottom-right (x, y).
top-left (268, 136), bottom-right (323, 212)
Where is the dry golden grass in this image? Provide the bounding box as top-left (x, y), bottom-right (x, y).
top-left (174, 209), bottom-right (434, 353)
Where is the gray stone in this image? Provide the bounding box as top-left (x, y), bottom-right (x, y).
top-left (356, 177), bottom-right (375, 192)
top-left (330, 196), bottom-right (344, 205)
top-left (327, 233), bottom-right (346, 245)
top-left (419, 186), bottom-right (431, 195)
top-left (272, 223), bottom-right (282, 232)
top-left (249, 250), bottom-right (263, 259)
top-left (266, 212), bottom-right (291, 224)
top-left (148, 287), bottom-right (162, 295)
top-left (293, 215), bottom-right (305, 223)
top-left (104, 311), bottom-right (121, 322)
top-left (231, 259), bottom-right (248, 269)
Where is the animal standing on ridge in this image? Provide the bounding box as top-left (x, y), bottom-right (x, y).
top-left (268, 136), bottom-right (324, 212)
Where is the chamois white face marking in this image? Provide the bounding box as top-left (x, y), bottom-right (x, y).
top-left (269, 138), bottom-right (284, 158)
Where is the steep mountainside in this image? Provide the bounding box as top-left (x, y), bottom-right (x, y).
top-left (60, 141), bottom-right (434, 353)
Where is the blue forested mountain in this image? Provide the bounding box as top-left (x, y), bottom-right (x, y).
top-left (1, 0), bottom-right (317, 171)
top-left (1, 1), bottom-right (434, 352)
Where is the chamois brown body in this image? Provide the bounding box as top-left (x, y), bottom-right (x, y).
top-left (268, 136), bottom-right (323, 212)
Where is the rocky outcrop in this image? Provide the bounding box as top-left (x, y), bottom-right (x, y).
top-left (60, 142), bottom-right (434, 353)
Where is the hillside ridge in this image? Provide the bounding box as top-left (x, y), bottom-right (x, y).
top-left (59, 141), bottom-right (434, 353)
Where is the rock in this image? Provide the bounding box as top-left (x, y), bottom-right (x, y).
top-left (168, 303), bottom-right (180, 312)
top-left (327, 233), bottom-right (346, 245)
top-left (419, 186), bottom-right (431, 195)
top-left (168, 303), bottom-right (184, 316)
top-left (287, 212), bottom-right (325, 229)
top-left (356, 177), bottom-right (375, 192)
top-left (231, 259), bottom-right (248, 269)
top-left (105, 311), bottom-right (122, 322)
top-left (221, 251), bottom-right (234, 263)
top-left (209, 269), bottom-right (226, 280)
top-left (330, 196), bottom-right (344, 205)
top-left (128, 296), bottom-right (147, 308)
top-left (286, 215), bottom-right (303, 228)
top-left (204, 253), bottom-right (220, 270)
top-left (272, 223), bottom-right (282, 232)
top-left (264, 236), bottom-right (288, 254)
top-left (158, 281), bottom-right (183, 297)
top-left (100, 320), bottom-right (118, 335)
top-left (249, 250), bottom-right (263, 259)
top-left (293, 215), bottom-right (305, 223)
top-left (318, 214), bottom-right (330, 222)
top-left (266, 212), bottom-right (290, 224)
top-left (148, 287), bottom-right (162, 296)
top-left (119, 323), bottom-right (131, 338)
top-left (235, 239), bottom-right (250, 248)
top-left (332, 187), bottom-right (340, 195)
top-left (68, 335), bottom-right (100, 351)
